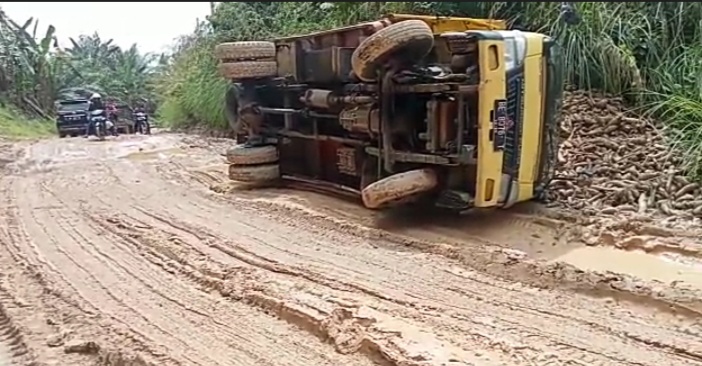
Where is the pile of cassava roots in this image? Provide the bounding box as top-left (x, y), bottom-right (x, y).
top-left (546, 90), bottom-right (702, 218)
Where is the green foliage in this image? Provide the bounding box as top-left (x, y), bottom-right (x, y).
top-left (0, 6), bottom-right (158, 128)
top-left (0, 106), bottom-right (52, 138)
top-left (156, 34), bottom-right (228, 129)
top-left (62, 34), bottom-right (157, 106)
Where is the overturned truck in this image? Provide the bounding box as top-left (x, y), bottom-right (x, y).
top-left (215, 14), bottom-right (564, 211)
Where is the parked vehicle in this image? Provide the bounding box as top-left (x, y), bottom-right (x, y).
top-left (215, 14), bottom-right (564, 211)
top-left (55, 99), bottom-right (90, 138)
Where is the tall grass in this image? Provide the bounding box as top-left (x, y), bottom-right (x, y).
top-left (158, 2), bottom-right (702, 177)
top-left (157, 36), bottom-right (228, 130)
top-left (0, 106), bottom-right (53, 138)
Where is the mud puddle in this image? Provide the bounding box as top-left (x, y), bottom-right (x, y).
top-left (122, 147), bottom-right (185, 161)
top-left (554, 246), bottom-right (702, 290)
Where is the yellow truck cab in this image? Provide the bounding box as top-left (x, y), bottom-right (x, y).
top-left (457, 29), bottom-right (563, 208)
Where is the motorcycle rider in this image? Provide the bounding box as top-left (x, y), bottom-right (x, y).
top-left (84, 93), bottom-right (102, 137)
top-left (106, 99), bottom-right (118, 123)
top-left (84, 93), bottom-right (117, 137)
top-left (133, 102), bottom-right (150, 134)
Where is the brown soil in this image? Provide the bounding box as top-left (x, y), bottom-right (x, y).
top-left (0, 132), bottom-right (701, 366)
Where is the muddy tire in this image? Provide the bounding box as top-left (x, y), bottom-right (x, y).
top-left (218, 61), bottom-right (277, 80)
top-left (351, 20), bottom-right (434, 82)
top-left (214, 41), bottom-right (276, 61)
top-left (228, 164), bottom-right (280, 183)
top-left (225, 145), bottom-right (278, 165)
top-left (361, 169), bottom-right (438, 209)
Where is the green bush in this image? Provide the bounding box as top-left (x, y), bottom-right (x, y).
top-left (0, 106), bottom-right (53, 138)
top-left (156, 36), bottom-right (228, 130)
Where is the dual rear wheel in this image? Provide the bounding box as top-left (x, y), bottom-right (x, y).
top-left (225, 145), bottom-right (280, 184)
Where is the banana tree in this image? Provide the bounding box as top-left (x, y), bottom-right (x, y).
top-left (101, 44), bottom-right (156, 107)
top-left (0, 8), bottom-right (68, 115)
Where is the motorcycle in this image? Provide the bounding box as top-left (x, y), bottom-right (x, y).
top-left (90, 109), bottom-right (114, 140)
top-left (134, 111), bottom-right (151, 135)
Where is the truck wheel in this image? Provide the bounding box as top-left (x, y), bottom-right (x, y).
top-left (218, 61), bottom-right (277, 80)
top-left (225, 145), bottom-right (278, 165)
top-left (361, 168), bottom-right (438, 209)
top-left (228, 164), bottom-right (280, 183)
top-left (215, 41), bottom-right (276, 61)
top-left (351, 20), bottom-right (434, 82)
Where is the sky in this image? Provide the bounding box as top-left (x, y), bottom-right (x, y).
top-left (2, 2), bottom-right (212, 54)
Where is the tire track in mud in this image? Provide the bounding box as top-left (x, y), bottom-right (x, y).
top-left (78, 148), bottom-right (702, 365)
top-left (160, 156), bottom-right (702, 317)
top-left (87, 213), bottom-right (497, 366)
top-left (89, 212), bottom-right (571, 366)
top-left (6, 135), bottom-right (702, 366)
top-left (0, 178), bottom-right (183, 366)
top-left (16, 169), bottom-right (556, 366)
top-left (11, 170), bottom-right (380, 366)
top-left (69, 169), bottom-right (702, 366)
top-left (47, 173), bottom-right (478, 365)
top-left (0, 292), bottom-right (32, 366)
top-left (202, 191), bottom-right (702, 318)
top-left (0, 140), bottom-right (189, 366)
top-left (89, 209), bottom-right (702, 366)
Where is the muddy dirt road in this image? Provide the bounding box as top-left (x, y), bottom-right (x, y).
top-left (1, 133), bottom-right (701, 366)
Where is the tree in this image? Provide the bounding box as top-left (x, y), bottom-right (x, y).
top-left (1, 7), bottom-right (157, 116)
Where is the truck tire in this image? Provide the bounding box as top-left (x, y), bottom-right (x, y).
top-left (228, 164), bottom-right (280, 183)
top-left (361, 168), bottom-right (438, 209)
top-left (351, 20), bottom-right (434, 82)
top-left (225, 145), bottom-right (278, 165)
top-left (215, 41), bottom-right (276, 61)
top-left (218, 61), bottom-right (277, 80)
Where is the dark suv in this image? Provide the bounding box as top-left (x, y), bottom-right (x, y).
top-left (56, 99), bottom-right (90, 137)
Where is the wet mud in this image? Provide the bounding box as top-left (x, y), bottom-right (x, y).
top-left (0, 133), bottom-right (701, 365)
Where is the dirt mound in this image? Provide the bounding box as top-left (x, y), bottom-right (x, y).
top-left (548, 90), bottom-right (702, 219)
